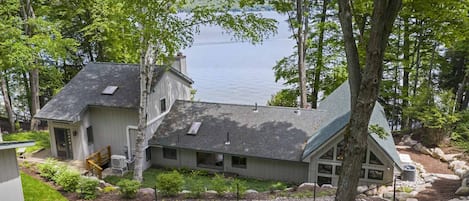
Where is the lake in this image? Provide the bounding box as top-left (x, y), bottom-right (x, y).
top-left (184, 12), bottom-right (295, 106)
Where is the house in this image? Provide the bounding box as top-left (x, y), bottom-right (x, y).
top-left (0, 140), bottom-right (35, 201)
top-left (35, 54), bottom-right (192, 169)
top-left (148, 82), bottom-right (402, 186)
top-left (35, 55), bottom-right (401, 186)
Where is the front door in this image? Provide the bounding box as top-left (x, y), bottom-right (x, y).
top-left (54, 128), bottom-right (73, 159)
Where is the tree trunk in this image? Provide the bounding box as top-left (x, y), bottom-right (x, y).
top-left (412, 24), bottom-right (423, 97)
top-left (133, 36), bottom-right (156, 181)
top-left (311, 0), bottom-right (328, 109)
top-left (297, 0), bottom-right (308, 108)
top-left (1, 71), bottom-right (16, 133)
top-left (335, 0), bottom-right (401, 200)
top-left (401, 18), bottom-right (410, 130)
top-left (30, 68), bottom-right (40, 130)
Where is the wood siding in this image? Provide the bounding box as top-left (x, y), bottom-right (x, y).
top-left (89, 107), bottom-right (138, 157)
top-left (147, 72), bottom-right (191, 133)
top-left (0, 176), bottom-right (24, 201)
top-left (0, 149), bottom-right (19, 182)
top-left (151, 147), bottom-right (309, 183)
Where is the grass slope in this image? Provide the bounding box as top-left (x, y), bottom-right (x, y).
top-left (21, 172), bottom-right (67, 201)
top-left (3, 131), bottom-right (50, 153)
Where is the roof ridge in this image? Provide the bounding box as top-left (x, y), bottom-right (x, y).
top-left (175, 100), bottom-right (321, 112)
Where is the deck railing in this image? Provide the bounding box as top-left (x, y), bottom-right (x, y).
top-left (85, 145), bottom-right (111, 179)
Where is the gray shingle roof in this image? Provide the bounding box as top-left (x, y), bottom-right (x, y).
top-left (0, 141), bottom-right (35, 150)
top-left (149, 100), bottom-right (328, 161)
top-left (35, 62), bottom-right (193, 122)
top-left (302, 81), bottom-right (402, 169)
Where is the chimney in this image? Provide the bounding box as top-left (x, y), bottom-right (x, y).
top-left (171, 52), bottom-right (187, 75)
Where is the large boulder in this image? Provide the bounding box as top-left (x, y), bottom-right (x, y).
top-left (139, 188), bottom-right (155, 196)
top-left (402, 135), bottom-right (418, 146)
top-left (298, 183), bottom-right (319, 191)
top-left (430, 148), bottom-right (445, 160)
top-left (455, 186), bottom-right (469, 196)
top-left (450, 160), bottom-right (467, 171)
top-left (357, 185), bottom-right (368, 194)
top-left (413, 143), bottom-right (432, 155)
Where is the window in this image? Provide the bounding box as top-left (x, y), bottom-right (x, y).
top-left (335, 166), bottom-right (365, 178)
top-left (162, 147), bottom-right (177, 160)
top-left (160, 98), bottom-right (167, 113)
top-left (232, 156), bottom-right (247, 169)
top-left (146, 147), bottom-right (151, 161)
top-left (368, 169), bottom-right (384, 180)
top-left (196, 152), bottom-right (223, 169)
top-left (369, 151), bottom-right (384, 165)
top-left (319, 148), bottom-right (334, 160)
top-left (86, 126), bottom-right (93, 145)
top-left (318, 164), bottom-right (333, 174)
top-left (317, 176), bottom-right (332, 186)
top-left (336, 140), bottom-right (345, 160)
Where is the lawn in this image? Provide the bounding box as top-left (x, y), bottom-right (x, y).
top-left (104, 168), bottom-right (290, 192)
top-left (21, 172), bottom-right (67, 201)
top-left (3, 131), bottom-right (50, 153)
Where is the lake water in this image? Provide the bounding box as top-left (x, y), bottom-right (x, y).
top-left (184, 12), bottom-right (295, 106)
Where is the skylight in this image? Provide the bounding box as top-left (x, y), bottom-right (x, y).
top-left (187, 122), bottom-right (202, 135)
top-left (102, 86), bottom-right (118, 95)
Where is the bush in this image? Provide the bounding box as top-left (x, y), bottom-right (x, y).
top-left (77, 177), bottom-right (100, 200)
top-left (55, 169), bottom-right (81, 192)
top-left (230, 179), bottom-right (247, 197)
top-left (156, 170), bottom-right (184, 196)
top-left (211, 174), bottom-right (227, 195)
top-left (37, 158), bottom-right (60, 181)
top-left (186, 171), bottom-right (205, 198)
top-left (116, 179), bottom-right (141, 199)
top-left (269, 182), bottom-right (287, 192)
top-left (102, 186), bottom-right (118, 193)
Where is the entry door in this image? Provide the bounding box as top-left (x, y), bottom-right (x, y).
top-left (54, 128), bottom-right (73, 159)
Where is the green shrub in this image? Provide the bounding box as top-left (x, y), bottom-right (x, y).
top-left (230, 179), bottom-right (247, 197)
top-left (269, 182), bottom-right (287, 192)
top-left (211, 174), bottom-right (227, 195)
top-left (52, 164), bottom-right (68, 183)
top-left (185, 171), bottom-right (205, 198)
top-left (77, 177), bottom-right (100, 200)
top-left (37, 158), bottom-right (65, 181)
top-left (156, 170), bottom-right (184, 196)
top-left (102, 186), bottom-right (118, 193)
top-left (55, 169), bottom-right (81, 192)
top-left (116, 179), bottom-right (141, 199)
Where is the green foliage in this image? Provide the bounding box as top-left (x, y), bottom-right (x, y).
top-left (269, 182), bottom-right (287, 192)
top-left (55, 169), bottom-right (81, 192)
top-left (211, 174), bottom-right (228, 195)
top-left (185, 171), bottom-right (205, 198)
top-left (452, 110), bottom-right (469, 150)
top-left (37, 158), bottom-right (61, 181)
top-left (77, 177), bottom-right (100, 200)
top-left (116, 179), bottom-right (141, 199)
top-left (21, 172), bottom-right (68, 201)
top-left (3, 131), bottom-right (50, 153)
top-left (368, 124), bottom-right (389, 139)
top-left (102, 186), bottom-right (118, 193)
top-left (268, 89), bottom-right (298, 107)
top-left (230, 179), bottom-right (247, 197)
top-left (398, 186), bottom-right (413, 193)
top-left (156, 170), bottom-right (184, 196)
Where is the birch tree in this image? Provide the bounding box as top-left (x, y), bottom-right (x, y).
top-left (335, 0), bottom-right (401, 200)
top-left (122, 0), bottom-right (277, 182)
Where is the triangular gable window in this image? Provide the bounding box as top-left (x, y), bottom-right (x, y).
top-left (369, 151), bottom-right (384, 165)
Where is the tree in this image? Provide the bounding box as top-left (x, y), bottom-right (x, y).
top-left (335, 0), bottom-right (401, 200)
top-left (121, 0), bottom-right (277, 181)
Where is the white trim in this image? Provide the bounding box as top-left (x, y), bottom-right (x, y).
top-left (146, 109), bottom-right (170, 126)
top-left (0, 142), bottom-right (35, 150)
top-left (126, 125), bottom-right (138, 159)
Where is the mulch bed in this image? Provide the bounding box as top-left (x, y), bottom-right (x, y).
top-left (397, 147), bottom-right (460, 201)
